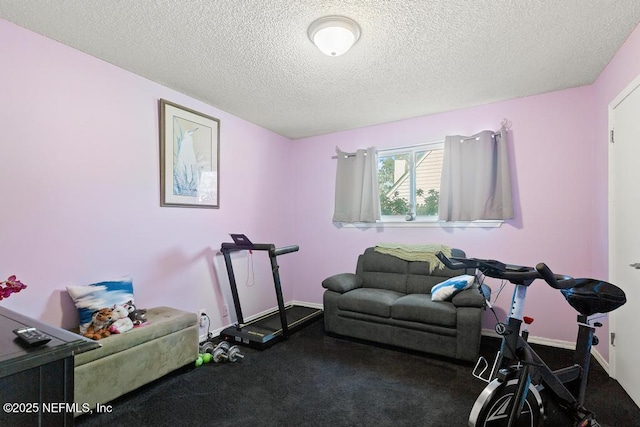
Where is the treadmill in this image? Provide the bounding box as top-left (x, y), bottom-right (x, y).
top-left (219, 235), bottom-right (323, 349)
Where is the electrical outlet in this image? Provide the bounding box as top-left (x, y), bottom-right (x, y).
top-left (198, 309), bottom-right (207, 327)
top-left (222, 304), bottom-right (229, 317)
top-left (197, 309), bottom-right (208, 343)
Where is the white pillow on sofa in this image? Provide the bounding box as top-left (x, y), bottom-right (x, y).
top-left (431, 275), bottom-right (475, 302)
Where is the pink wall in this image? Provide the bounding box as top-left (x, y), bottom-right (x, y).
top-left (290, 21), bottom-right (640, 362)
top-left (290, 87), bottom-right (597, 345)
top-left (0, 19), bottom-right (295, 331)
top-left (2, 15), bottom-right (639, 362)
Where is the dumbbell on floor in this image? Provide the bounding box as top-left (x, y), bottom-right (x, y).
top-left (200, 340), bottom-right (244, 363)
top-left (212, 341), bottom-right (230, 363)
top-left (225, 345), bottom-right (245, 362)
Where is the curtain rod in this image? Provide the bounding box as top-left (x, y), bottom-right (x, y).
top-left (460, 131), bottom-right (501, 142)
top-left (331, 140), bottom-right (442, 159)
top-left (331, 145), bottom-right (374, 159)
top-left (459, 118), bottom-right (511, 142)
top-left (331, 118), bottom-right (511, 158)
top-left (331, 152), bottom-right (369, 159)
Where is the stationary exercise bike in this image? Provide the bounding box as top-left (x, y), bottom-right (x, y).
top-left (436, 253), bottom-right (627, 427)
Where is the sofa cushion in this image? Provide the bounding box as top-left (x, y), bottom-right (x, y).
top-left (356, 248), bottom-right (409, 293)
top-left (338, 288), bottom-right (404, 318)
top-left (359, 248), bottom-right (409, 274)
top-left (406, 275), bottom-right (444, 295)
top-left (391, 294), bottom-right (457, 327)
top-left (358, 272), bottom-right (408, 293)
top-left (431, 275), bottom-right (475, 301)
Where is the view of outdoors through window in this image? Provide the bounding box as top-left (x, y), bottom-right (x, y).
top-left (377, 144), bottom-right (443, 218)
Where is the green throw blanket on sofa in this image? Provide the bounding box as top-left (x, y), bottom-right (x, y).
top-left (374, 243), bottom-right (452, 272)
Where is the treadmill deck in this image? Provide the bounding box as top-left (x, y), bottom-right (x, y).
top-left (220, 305), bottom-right (323, 349)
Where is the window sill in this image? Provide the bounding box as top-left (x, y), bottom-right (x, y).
top-left (336, 219), bottom-right (504, 229)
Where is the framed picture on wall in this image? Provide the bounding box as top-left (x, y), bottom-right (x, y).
top-left (159, 99), bottom-right (220, 208)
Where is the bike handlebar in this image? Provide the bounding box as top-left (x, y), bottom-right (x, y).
top-left (436, 252), bottom-right (539, 284)
top-left (436, 252), bottom-right (575, 288)
top-left (534, 263), bottom-right (575, 289)
top-left (435, 252), bottom-right (465, 270)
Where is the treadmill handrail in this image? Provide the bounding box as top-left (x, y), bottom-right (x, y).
top-left (221, 242), bottom-right (300, 257)
top-left (272, 245), bottom-right (299, 257)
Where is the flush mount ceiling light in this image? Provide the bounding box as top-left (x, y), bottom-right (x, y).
top-left (308, 15), bottom-right (361, 57)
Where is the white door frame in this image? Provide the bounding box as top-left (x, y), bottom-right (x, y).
top-left (607, 71), bottom-right (640, 379)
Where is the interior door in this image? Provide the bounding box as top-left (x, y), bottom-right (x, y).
top-left (609, 75), bottom-right (640, 407)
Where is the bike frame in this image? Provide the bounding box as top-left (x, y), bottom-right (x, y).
top-left (434, 252), bottom-right (607, 426)
top-left (491, 282), bottom-right (597, 425)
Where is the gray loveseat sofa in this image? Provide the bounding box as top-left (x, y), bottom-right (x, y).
top-left (322, 247), bottom-right (485, 362)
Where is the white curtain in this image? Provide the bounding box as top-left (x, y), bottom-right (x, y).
top-left (333, 147), bottom-right (381, 223)
top-left (438, 127), bottom-right (514, 221)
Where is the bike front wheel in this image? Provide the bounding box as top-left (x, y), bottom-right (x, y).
top-left (469, 378), bottom-right (544, 427)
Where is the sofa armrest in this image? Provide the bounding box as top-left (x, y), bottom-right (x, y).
top-left (322, 273), bottom-right (363, 293)
top-left (451, 286), bottom-right (486, 308)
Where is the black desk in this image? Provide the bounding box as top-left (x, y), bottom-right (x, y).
top-left (0, 307), bottom-right (98, 426)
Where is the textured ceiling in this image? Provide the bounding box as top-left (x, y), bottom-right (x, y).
top-left (1, 1), bottom-right (640, 139)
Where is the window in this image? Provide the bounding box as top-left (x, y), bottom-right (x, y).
top-left (377, 142), bottom-right (444, 221)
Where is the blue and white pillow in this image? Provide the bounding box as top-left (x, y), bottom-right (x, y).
top-left (431, 275), bottom-right (475, 302)
top-left (67, 277), bottom-right (135, 333)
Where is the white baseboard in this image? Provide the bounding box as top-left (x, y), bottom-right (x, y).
top-left (481, 329), bottom-right (610, 375)
top-left (289, 300), bottom-right (323, 310)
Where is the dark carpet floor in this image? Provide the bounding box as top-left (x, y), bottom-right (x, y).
top-left (75, 319), bottom-right (640, 426)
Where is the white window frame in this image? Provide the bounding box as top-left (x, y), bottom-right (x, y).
top-left (362, 142), bottom-right (503, 229)
top-left (378, 142), bottom-right (443, 223)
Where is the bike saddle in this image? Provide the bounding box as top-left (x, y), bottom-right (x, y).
top-left (561, 279), bottom-right (627, 316)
